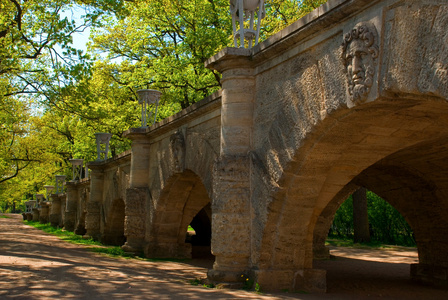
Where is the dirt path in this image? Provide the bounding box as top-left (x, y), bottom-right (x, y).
top-left (1, 214), bottom-right (447, 299)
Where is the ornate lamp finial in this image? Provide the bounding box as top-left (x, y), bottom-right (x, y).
top-left (137, 89), bottom-right (162, 127)
top-left (94, 133), bottom-right (112, 161)
top-left (230, 0), bottom-right (265, 48)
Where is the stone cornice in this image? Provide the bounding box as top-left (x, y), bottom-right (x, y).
top-left (122, 90), bottom-right (222, 140)
top-left (87, 149), bottom-right (131, 170)
top-left (206, 0), bottom-right (379, 69)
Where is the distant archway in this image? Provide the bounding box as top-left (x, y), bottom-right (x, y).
top-left (146, 170), bottom-right (213, 259)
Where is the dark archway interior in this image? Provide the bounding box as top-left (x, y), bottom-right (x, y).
top-left (186, 203), bottom-right (214, 259)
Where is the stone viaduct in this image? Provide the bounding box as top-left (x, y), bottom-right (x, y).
top-left (30, 0), bottom-right (448, 293)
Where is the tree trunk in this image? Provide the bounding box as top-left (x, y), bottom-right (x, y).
top-left (353, 187), bottom-right (370, 243)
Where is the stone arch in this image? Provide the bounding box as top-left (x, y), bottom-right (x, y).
top-left (145, 169), bottom-right (212, 259)
top-left (101, 198), bottom-right (126, 246)
top-left (255, 98), bottom-right (448, 291)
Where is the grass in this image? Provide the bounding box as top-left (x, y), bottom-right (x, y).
top-left (24, 221), bottom-right (102, 246)
top-left (23, 220), bottom-right (190, 262)
top-left (0, 215), bottom-right (11, 218)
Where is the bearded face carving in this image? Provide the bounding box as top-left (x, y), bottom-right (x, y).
top-left (342, 22), bottom-right (379, 104)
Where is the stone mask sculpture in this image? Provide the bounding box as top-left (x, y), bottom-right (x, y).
top-left (342, 22), bottom-right (379, 104)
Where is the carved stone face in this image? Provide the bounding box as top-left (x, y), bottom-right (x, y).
top-left (342, 23), bottom-right (378, 104)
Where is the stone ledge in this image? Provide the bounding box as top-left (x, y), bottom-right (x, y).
top-left (122, 90), bottom-right (222, 140)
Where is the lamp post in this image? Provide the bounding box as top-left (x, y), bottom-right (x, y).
top-left (230, 0), bottom-right (265, 48)
top-left (94, 133), bottom-right (112, 161)
top-left (69, 159), bottom-right (84, 181)
top-left (137, 89), bottom-right (162, 127)
top-left (55, 175), bottom-right (67, 194)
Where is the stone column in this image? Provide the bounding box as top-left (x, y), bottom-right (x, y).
top-left (59, 194), bottom-right (66, 228)
top-left (64, 182), bottom-right (78, 232)
top-left (32, 208), bottom-right (40, 222)
top-left (122, 128), bottom-right (150, 253)
top-left (84, 164), bottom-right (104, 240)
top-left (206, 48), bottom-right (255, 284)
top-left (49, 194), bottom-right (62, 227)
top-left (39, 203), bottom-right (50, 224)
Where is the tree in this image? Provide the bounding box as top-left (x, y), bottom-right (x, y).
top-left (353, 187), bottom-right (370, 243)
top-left (1, 0), bottom-right (331, 209)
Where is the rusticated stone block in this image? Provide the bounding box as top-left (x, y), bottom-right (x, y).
top-left (211, 213), bottom-right (250, 257)
top-left (125, 188), bottom-right (148, 215)
top-left (124, 215), bottom-right (145, 239)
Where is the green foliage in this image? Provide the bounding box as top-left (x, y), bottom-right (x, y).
top-left (2, 0), bottom-right (330, 214)
top-left (329, 191), bottom-right (416, 246)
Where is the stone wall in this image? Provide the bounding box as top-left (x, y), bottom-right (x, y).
top-left (122, 92), bottom-right (221, 257)
top-left (206, 0), bottom-right (448, 292)
top-left (86, 151), bottom-right (131, 245)
top-left (28, 0), bottom-right (448, 292)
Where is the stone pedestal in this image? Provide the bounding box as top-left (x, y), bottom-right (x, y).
top-left (208, 156), bottom-right (252, 284)
top-left (32, 208), bottom-right (40, 222)
top-left (26, 213), bottom-right (32, 221)
top-left (49, 194), bottom-right (62, 227)
top-left (64, 182), bottom-right (78, 232)
top-left (84, 165), bottom-right (104, 240)
top-left (84, 201), bottom-right (101, 240)
top-left (39, 203), bottom-right (50, 223)
top-left (122, 187), bottom-right (147, 254)
top-left (411, 263), bottom-right (448, 288)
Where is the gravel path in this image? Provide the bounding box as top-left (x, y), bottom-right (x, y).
top-left (1, 214), bottom-right (447, 299)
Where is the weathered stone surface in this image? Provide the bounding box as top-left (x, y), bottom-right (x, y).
top-left (43, 0), bottom-right (448, 292)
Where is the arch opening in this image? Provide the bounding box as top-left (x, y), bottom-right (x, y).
top-left (146, 170), bottom-right (214, 261)
top-left (256, 99), bottom-right (448, 292)
top-left (185, 203), bottom-right (214, 259)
